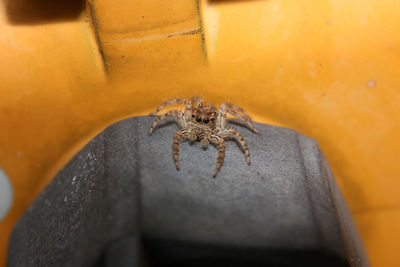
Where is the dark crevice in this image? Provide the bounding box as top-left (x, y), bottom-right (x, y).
top-left (295, 134), bottom-right (324, 246)
top-left (4, 0), bottom-right (85, 24)
top-left (195, 0), bottom-right (208, 60)
top-left (88, 0), bottom-right (108, 75)
top-left (142, 237), bottom-right (349, 267)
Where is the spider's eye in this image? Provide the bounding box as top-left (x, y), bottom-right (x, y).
top-left (203, 119), bottom-right (209, 124)
top-left (192, 114), bottom-right (195, 118)
top-left (210, 118), bottom-right (214, 121)
top-left (196, 117), bottom-right (201, 122)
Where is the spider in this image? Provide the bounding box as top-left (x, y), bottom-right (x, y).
top-left (148, 97), bottom-right (259, 177)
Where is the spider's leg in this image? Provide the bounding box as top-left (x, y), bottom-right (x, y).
top-left (211, 136), bottom-right (226, 178)
top-left (192, 96), bottom-right (204, 109)
top-left (216, 103), bottom-right (228, 130)
top-left (149, 99), bottom-right (189, 116)
top-left (149, 110), bottom-right (183, 135)
top-left (182, 97), bottom-right (204, 121)
top-left (227, 108), bottom-right (259, 134)
top-left (173, 130), bottom-right (189, 170)
top-left (183, 99), bottom-right (194, 121)
top-left (221, 129), bottom-right (250, 165)
top-left (220, 102), bottom-right (259, 133)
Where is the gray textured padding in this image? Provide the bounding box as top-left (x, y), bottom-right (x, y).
top-left (0, 167), bottom-right (12, 222)
top-left (7, 116), bottom-right (368, 267)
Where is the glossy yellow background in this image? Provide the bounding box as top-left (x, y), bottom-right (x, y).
top-left (1, 0), bottom-right (400, 266)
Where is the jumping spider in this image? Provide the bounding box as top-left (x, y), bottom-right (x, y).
top-left (149, 97), bottom-right (259, 177)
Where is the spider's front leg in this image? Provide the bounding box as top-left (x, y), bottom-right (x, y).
top-left (149, 110), bottom-right (184, 135)
top-left (210, 135), bottom-right (226, 178)
top-left (172, 129), bottom-right (190, 170)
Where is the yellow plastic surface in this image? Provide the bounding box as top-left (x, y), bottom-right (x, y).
top-left (1, 0), bottom-right (400, 266)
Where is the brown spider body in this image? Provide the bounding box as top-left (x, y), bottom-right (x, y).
top-left (149, 97), bottom-right (258, 177)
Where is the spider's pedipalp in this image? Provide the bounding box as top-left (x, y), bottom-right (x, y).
top-left (149, 110), bottom-right (184, 135)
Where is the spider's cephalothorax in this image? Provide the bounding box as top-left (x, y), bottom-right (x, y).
top-left (192, 104), bottom-right (218, 129)
top-left (149, 97), bottom-right (259, 177)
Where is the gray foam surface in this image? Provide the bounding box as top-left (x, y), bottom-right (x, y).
top-left (0, 167), bottom-right (12, 222)
top-left (7, 116), bottom-right (367, 267)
